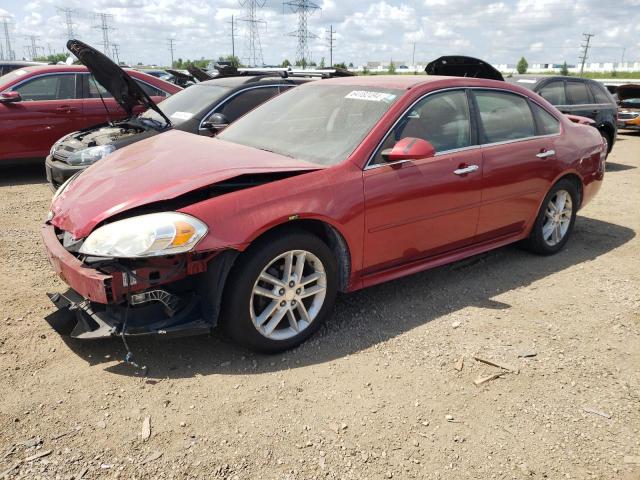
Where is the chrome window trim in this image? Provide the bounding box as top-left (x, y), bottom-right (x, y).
top-left (197, 84), bottom-right (294, 131)
top-left (4, 71), bottom-right (80, 98)
top-left (364, 86), bottom-right (561, 171)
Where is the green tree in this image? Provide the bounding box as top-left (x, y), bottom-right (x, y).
top-left (34, 53), bottom-right (68, 63)
top-left (362, 65), bottom-right (370, 75)
top-left (333, 62), bottom-right (347, 69)
top-left (295, 58), bottom-right (308, 68)
top-left (517, 56), bottom-right (528, 74)
top-left (348, 62), bottom-right (354, 68)
top-left (218, 55), bottom-right (241, 68)
top-left (388, 60), bottom-right (396, 74)
top-left (281, 59), bottom-right (291, 67)
top-left (560, 61), bottom-right (569, 76)
top-left (319, 57), bottom-right (325, 68)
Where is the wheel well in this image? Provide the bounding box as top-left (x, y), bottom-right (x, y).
top-left (598, 124), bottom-right (614, 152)
top-left (558, 173), bottom-right (583, 208)
top-left (248, 219), bottom-right (352, 292)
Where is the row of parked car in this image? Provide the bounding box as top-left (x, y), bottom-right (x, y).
top-left (1, 42), bottom-right (608, 352)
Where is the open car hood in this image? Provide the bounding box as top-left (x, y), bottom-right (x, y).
top-left (50, 130), bottom-right (325, 239)
top-left (617, 84), bottom-right (640, 101)
top-left (426, 56), bottom-right (504, 81)
top-left (186, 65), bottom-right (214, 82)
top-left (67, 39), bottom-right (169, 124)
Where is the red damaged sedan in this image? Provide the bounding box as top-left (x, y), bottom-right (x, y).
top-left (43, 75), bottom-right (605, 352)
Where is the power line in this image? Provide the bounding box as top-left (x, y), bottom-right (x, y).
top-left (326, 24), bottom-right (334, 67)
top-left (238, 0), bottom-right (266, 67)
top-left (56, 7), bottom-right (78, 41)
top-left (284, 0), bottom-right (320, 67)
top-left (579, 33), bottom-right (594, 76)
top-left (93, 12), bottom-right (114, 58)
top-left (24, 35), bottom-right (43, 60)
top-left (167, 38), bottom-right (175, 67)
top-left (1, 16), bottom-right (15, 61)
top-left (112, 43), bottom-right (120, 64)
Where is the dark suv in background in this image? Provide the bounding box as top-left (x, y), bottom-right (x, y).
top-left (507, 75), bottom-right (618, 156)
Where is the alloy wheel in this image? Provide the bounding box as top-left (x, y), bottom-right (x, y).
top-left (542, 189), bottom-right (573, 247)
top-left (250, 250), bottom-right (327, 341)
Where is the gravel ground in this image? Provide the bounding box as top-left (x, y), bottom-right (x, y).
top-left (0, 133), bottom-right (639, 480)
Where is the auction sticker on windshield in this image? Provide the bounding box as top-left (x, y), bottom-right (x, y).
top-left (170, 111), bottom-right (194, 121)
top-left (345, 90), bottom-right (397, 103)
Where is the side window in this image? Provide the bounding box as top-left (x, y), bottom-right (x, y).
top-left (530, 102), bottom-right (560, 135)
top-left (214, 87), bottom-right (281, 123)
top-left (475, 90), bottom-right (536, 143)
top-left (566, 81), bottom-right (592, 105)
top-left (14, 74), bottom-right (77, 101)
top-left (86, 75), bottom-right (113, 98)
top-left (589, 83), bottom-right (612, 104)
top-left (373, 90), bottom-right (471, 163)
top-left (134, 79), bottom-right (167, 98)
top-left (538, 81), bottom-right (566, 105)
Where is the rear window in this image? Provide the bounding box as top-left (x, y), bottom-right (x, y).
top-left (475, 90), bottom-right (536, 143)
top-left (566, 81), bottom-right (592, 105)
top-left (538, 81), bottom-right (566, 105)
top-left (589, 83), bottom-right (612, 104)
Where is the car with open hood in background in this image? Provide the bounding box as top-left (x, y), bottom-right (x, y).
top-left (0, 46), bottom-right (181, 166)
top-left (616, 84), bottom-right (640, 131)
top-left (43, 74), bottom-right (605, 353)
top-left (46, 43), bottom-right (348, 188)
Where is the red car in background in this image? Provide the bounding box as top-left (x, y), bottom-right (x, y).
top-left (0, 64), bottom-right (181, 164)
top-left (44, 75), bottom-right (605, 352)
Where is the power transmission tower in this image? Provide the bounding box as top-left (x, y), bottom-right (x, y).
top-left (227, 15), bottom-right (237, 59)
top-left (238, 1), bottom-right (266, 67)
top-left (167, 38), bottom-right (175, 67)
top-left (326, 24), bottom-right (334, 67)
top-left (1, 16), bottom-right (15, 61)
top-left (579, 33), bottom-right (594, 77)
top-left (56, 7), bottom-right (78, 41)
top-left (112, 44), bottom-right (121, 64)
top-left (284, 0), bottom-right (320, 67)
top-left (94, 12), bottom-right (114, 58)
top-left (25, 35), bottom-right (43, 60)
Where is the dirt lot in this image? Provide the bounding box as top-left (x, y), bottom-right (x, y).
top-left (1, 133), bottom-right (639, 480)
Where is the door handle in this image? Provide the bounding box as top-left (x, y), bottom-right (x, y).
top-left (536, 150), bottom-right (556, 159)
top-left (453, 164), bottom-right (479, 175)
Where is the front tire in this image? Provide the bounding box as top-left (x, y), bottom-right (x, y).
top-left (523, 178), bottom-right (579, 255)
top-left (220, 230), bottom-right (337, 353)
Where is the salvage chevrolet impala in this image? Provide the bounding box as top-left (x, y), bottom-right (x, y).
top-left (43, 75), bottom-right (605, 352)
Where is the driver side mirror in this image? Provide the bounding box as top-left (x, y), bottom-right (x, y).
top-left (0, 91), bottom-right (22, 104)
top-left (381, 137), bottom-right (436, 163)
top-left (202, 112), bottom-right (229, 132)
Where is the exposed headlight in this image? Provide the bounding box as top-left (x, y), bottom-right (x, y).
top-left (66, 144), bottom-right (116, 166)
top-left (79, 212), bottom-right (208, 258)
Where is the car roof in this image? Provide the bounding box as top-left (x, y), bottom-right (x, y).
top-left (302, 74), bottom-right (514, 91)
top-left (200, 75), bottom-right (313, 88)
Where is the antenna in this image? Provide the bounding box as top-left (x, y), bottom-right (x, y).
top-left (1, 16), bottom-right (15, 61)
top-left (238, 1), bottom-right (266, 67)
top-left (579, 33), bottom-right (594, 77)
top-left (167, 38), bottom-right (175, 67)
top-left (283, 0), bottom-right (320, 67)
top-left (326, 24), bottom-right (334, 67)
top-left (56, 7), bottom-right (78, 41)
top-left (94, 12), bottom-right (114, 58)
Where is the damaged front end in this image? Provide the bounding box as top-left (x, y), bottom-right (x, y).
top-left (43, 221), bottom-right (237, 340)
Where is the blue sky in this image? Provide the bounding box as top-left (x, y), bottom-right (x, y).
top-left (1, 0), bottom-right (639, 67)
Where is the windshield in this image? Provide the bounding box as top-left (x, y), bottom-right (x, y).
top-left (140, 83), bottom-right (230, 124)
top-left (0, 68), bottom-right (32, 88)
top-left (218, 84), bottom-right (401, 165)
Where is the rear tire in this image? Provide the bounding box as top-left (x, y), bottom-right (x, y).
top-left (220, 230), bottom-right (337, 353)
top-left (522, 178), bottom-right (579, 255)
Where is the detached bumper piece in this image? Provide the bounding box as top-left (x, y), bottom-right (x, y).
top-left (46, 288), bottom-right (211, 339)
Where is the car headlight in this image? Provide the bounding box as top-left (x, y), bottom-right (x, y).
top-left (66, 144), bottom-right (116, 166)
top-left (78, 212), bottom-right (208, 258)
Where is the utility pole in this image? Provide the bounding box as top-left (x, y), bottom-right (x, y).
top-left (56, 7), bottom-right (78, 41)
top-left (239, 1), bottom-right (266, 67)
top-left (411, 42), bottom-right (416, 68)
top-left (112, 44), bottom-right (120, 64)
top-left (1, 16), bottom-right (14, 61)
top-left (167, 38), bottom-right (175, 67)
top-left (94, 12), bottom-right (114, 58)
top-left (227, 15), bottom-right (236, 59)
top-left (579, 33), bottom-right (594, 77)
top-left (284, 0), bottom-right (321, 68)
top-left (326, 24), bottom-right (334, 67)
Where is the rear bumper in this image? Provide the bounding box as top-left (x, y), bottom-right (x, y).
top-left (45, 155), bottom-right (86, 190)
top-left (42, 222), bottom-right (113, 303)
